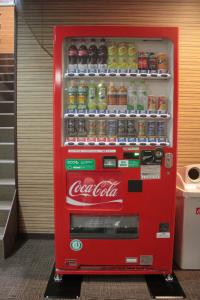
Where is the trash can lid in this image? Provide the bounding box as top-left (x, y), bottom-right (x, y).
top-left (177, 183), bottom-right (200, 197)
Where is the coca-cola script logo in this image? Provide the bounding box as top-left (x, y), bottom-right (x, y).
top-left (66, 179), bottom-right (123, 207)
top-left (196, 208), bottom-right (200, 215)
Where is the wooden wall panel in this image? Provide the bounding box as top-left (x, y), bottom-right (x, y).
top-left (17, 0), bottom-right (200, 233)
top-left (0, 6), bottom-right (14, 53)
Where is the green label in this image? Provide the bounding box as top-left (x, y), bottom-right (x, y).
top-left (118, 160), bottom-right (129, 167)
top-left (66, 159), bottom-right (95, 170)
top-left (70, 239), bottom-right (83, 251)
top-left (128, 160), bottom-right (140, 168)
top-left (118, 159), bottom-right (140, 168)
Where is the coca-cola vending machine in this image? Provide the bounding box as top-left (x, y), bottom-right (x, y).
top-left (53, 26), bottom-right (178, 280)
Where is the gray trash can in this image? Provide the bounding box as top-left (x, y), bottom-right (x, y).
top-left (174, 164), bottom-right (200, 269)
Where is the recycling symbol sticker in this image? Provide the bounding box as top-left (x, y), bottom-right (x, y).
top-left (70, 239), bottom-right (83, 251)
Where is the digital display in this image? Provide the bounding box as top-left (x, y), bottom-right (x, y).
top-left (123, 152), bottom-right (140, 159)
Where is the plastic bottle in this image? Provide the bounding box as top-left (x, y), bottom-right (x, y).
top-left (118, 83), bottom-right (127, 106)
top-left (107, 41), bottom-right (118, 73)
top-left (87, 81), bottom-right (97, 111)
top-left (98, 39), bottom-right (108, 73)
top-left (128, 42), bottom-right (138, 73)
top-left (67, 39), bottom-right (78, 73)
top-left (118, 42), bottom-right (128, 73)
top-left (88, 39), bottom-right (98, 73)
top-left (137, 80), bottom-right (148, 111)
top-left (97, 81), bottom-right (107, 111)
top-left (66, 80), bottom-right (77, 110)
top-left (127, 81), bottom-right (137, 111)
top-left (77, 39), bottom-right (88, 73)
top-left (107, 82), bottom-right (118, 106)
top-left (77, 80), bottom-right (88, 110)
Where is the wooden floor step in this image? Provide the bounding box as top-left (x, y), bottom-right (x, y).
top-left (0, 102), bottom-right (14, 114)
top-left (0, 59), bottom-right (14, 66)
top-left (0, 162), bottom-right (15, 179)
top-left (0, 227), bottom-right (5, 240)
top-left (0, 143), bottom-right (14, 160)
top-left (0, 74), bottom-right (14, 81)
top-left (0, 66), bottom-right (14, 73)
top-left (0, 201), bottom-right (12, 210)
top-left (0, 82), bottom-right (14, 91)
top-left (0, 54), bottom-right (14, 59)
top-left (0, 186), bottom-right (15, 201)
top-left (0, 128), bottom-right (15, 145)
top-left (0, 159), bottom-right (15, 164)
top-left (0, 210), bottom-right (9, 227)
top-left (0, 114), bottom-right (15, 127)
top-left (0, 142), bottom-right (14, 146)
top-left (0, 92), bottom-right (14, 101)
top-left (0, 179), bottom-right (15, 186)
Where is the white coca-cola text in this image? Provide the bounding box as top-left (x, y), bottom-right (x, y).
top-left (69, 180), bottom-right (120, 198)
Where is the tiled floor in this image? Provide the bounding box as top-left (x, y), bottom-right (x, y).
top-left (0, 239), bottom-right (200, 300)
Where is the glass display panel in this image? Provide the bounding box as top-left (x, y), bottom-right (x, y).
top-left (62, 37), bottom-right (174, 147)
top-left (70, 215), bottom-right (139, 239)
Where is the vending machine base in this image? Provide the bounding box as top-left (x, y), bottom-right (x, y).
top-left (44, 265), bottom-right (186, 299)
top-left (146, 272), bottom-right (186, 299)
top-left (44, 265), bottom-right (82, 299)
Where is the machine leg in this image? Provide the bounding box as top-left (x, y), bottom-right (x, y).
top-left (165, 274), bottom-right (174, 282)
top-left (54, 273), bottom-right (63, 283)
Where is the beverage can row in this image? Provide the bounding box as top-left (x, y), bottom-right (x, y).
top-left (66, 118), bottom-right (167, 138)
top-left (138, 52), bottom-right (168, 74)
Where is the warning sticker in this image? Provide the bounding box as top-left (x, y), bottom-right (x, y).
top-left (156, 232), bottom-right (170, 239)
top-left (141, 165), bottom-right (161, 179)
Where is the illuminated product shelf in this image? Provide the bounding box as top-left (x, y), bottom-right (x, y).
top-left (64, 71), bottom-right (171, 79)
top-left (64, 111), bottom-right (170, 119)
top-left (64, 138), bottom-right (170, 147)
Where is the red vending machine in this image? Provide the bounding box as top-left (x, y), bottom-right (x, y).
top-left (53, 26), bottom-right (178, 280)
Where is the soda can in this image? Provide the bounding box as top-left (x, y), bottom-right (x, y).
top-left (147, 120), bottom-right (156, 137)
top-left (158, 96), bottom-right (168, 112)
top-left (137, 120), bottom-right (146, 137)
top-left (118, 120), bottom-right (127, 137)
top-left (107, 119), bottom-right (117, 137)
top-left (148, 95), bottom-right (157, 111)
top-left (77, 119), bottom-right (86, 137)
top-left (138, 52), bottom-right (148, 72)
top-left (127, 120), bottom-right (137, 136)
top-left (97, 119), bottom-right (106, 137)
top-left (157, 121), bottom-right (166, 137)
top-left (87, 119), bottom-right (96, 137)
top-left (157, 53), bottom-right (168, 73)
top-left (67, 119), bottom-right (76, 137)
top-left (148, 52), bottom-right (157, 73)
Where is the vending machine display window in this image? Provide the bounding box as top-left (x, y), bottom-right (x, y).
top-left (62, 35), bottom-right (174, 148)
top-left (70, 215), bottom-right (139, 239)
